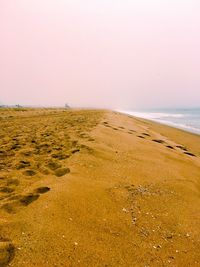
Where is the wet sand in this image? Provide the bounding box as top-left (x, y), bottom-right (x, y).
top-left (0, 108), bottom-right (200, 266)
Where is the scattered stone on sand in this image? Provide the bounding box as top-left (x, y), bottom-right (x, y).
top-left (122, 208), bottom-right (129, 213)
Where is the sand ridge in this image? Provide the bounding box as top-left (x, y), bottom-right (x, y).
top-left (0, 109), bottom-right (200, 266)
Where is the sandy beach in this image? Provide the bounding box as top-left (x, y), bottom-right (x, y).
top-left (0, 108), bottom-right (200, 267)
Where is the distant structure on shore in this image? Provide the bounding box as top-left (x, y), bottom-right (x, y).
top-left (0, 103), bottom-right (71, 109)
top-left (0, 104), bottom-right (23, 108)
top-left (0, 103), bottom-right (7, 108)
top-left (65, 103), bottom-right (70, 109)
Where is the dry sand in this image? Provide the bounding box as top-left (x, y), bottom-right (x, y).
top-left (0, 108), bottom-right (200, 267)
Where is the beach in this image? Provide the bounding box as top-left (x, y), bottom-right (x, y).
top-left (0, 108), bottom-right (200, 266)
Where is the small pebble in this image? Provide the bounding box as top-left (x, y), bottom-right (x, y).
top-left (122, 208), bottom-right (128, 213)
top-left (132, 218), bottom-right (137, 224)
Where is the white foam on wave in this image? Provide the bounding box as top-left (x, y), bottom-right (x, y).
top-left (117, 110), bottom-right (200, 135)
top-left (157, 119), bottom-right (200, 134)
top-left (117, 110), bottom-right (184, 120)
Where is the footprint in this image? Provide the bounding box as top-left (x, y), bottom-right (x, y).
top-left (55, 168), bottom-right (70, 177)
top-left (1, 187), bottom-right (49, 214)
top-left (142, 133), bottom-right (150, 137)
top-left (71, 140), bottom-right (78, 146)
top-left (0, 151), bottom-right (6, 158)
top-left (19, 193), bottom-right (40, 206)
top-left (51, 153), bottom-right (70, 160)
top-left (176, 145), bottom-right (187, 151)
top-left (79, 144), bottom-right (93, 153)
top-left (1, 193), bottom-right (39, 213)
top-left (0, 187), bottom-right (15, 193)
top-left (21, 150), bottom-right (32, 157)
top-left (10, 144), bottom-right (21, 150)
top-left (15, 160), bottom-right (31, 170)
top-left (39, 167), bottom-right (50, 175)
top-left (23, 170), bottom-right (36, 176)
top-left (166, 145), bottom-right (174, 149)
top-left (6, 179), bottom-right (19, 186)
top-left (88, 138), bottom-right (95, 141)
top-left (71, 148), bottom-right (80, 154)
top-left (137, 136), bottom-right (145, 139)
top-left (152, 139), bottom-right (165, 144)
top-left (1, 203), bottom-right (16, 214)
top-left (184, 152), bottom-right (196, 157)
top-left (0, 241), bottom-right (15, 267)
top-left (47, 161), bottom-right (62, 171)
top-left (34, 187), bottom-right (50, 194)
top-left (51, 146), bottom-right (62, 152)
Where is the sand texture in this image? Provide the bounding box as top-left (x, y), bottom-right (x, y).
top-left (0, 108), bottom-right (200, 267)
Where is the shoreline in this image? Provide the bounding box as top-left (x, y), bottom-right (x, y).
top-left (116, 111), bottom-right (200, 157)
top-left (117, 109), bottom-right (200, 136)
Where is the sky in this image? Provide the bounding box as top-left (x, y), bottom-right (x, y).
top-left (0, 0), bottom-right (200, 109)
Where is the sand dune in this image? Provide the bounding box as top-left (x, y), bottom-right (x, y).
top-left (0, 109), bottom-right (200, 266)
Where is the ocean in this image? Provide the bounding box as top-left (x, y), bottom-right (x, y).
top-left (118, 108), bottom-right (200, 135)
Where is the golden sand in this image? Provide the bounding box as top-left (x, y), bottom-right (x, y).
top-left (0, 108), bottom-right (200, 266)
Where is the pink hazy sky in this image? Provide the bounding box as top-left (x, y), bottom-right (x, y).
top-left (0, 0), bottom-right (200, 108)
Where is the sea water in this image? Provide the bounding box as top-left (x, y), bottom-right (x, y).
top-left (118, 108), bottom-right (200, 135)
